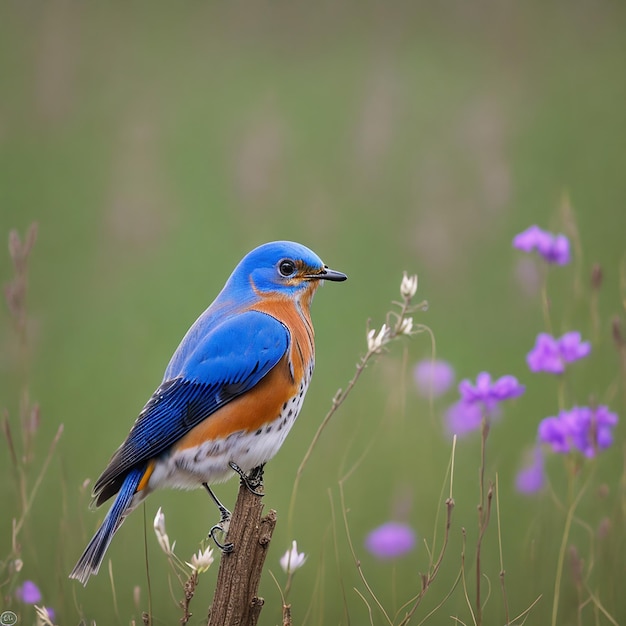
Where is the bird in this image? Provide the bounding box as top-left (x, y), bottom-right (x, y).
top-left (69, 240), bottom-right (346, 585)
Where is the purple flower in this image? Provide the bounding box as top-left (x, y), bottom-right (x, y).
top-left (527, 332), bottom-right (591, 374)
top-left (16, 580), bottom-right (42, 604)
top-left (515, 447), bottom-right (545, 494)
top-left (538, 416), bottom-right (570, 453)
top-left (413, 359), bottom-right (455, 398)
top-left (513, 225), bottom-right (571, 265)
top-left (459, 372), bottom-right (525, 409)
top-left (527, 334), bottom-right (565, 374)
top-left (539, 406), bottom-right (619, 458)
top-left (446, 372), bottom-right (523, 436)
top-left (559, 332), bottom-right (592, 362)
top-left (490, 375), bottom-right (526, 401)
top-left (365, 522), bottom-right (416, 559)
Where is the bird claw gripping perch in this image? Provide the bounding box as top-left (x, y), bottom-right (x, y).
top-left (203, 482), bottom-right (234, 552)
top-left (206, 464), bottom-right (265, 552)
top-left (209, 522), bottom-right (234, 553)
top-left (229, 461), bottom-right (265, 496)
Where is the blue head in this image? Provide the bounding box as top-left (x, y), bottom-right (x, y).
top-left (163, 241), bottom-right (345, 380)
top-left (222, 241), bottom-right (346, 302)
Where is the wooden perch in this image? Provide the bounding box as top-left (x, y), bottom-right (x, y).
top-left (207, 471), bottom-right (277, 626)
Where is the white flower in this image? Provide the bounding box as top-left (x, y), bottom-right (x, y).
top-left (367, 323), bottom-right (390, 353)
top-left (399, 317), bottom-right (413, 336)
top-left (280, 540), bottom-right (307, 574)
top-left (400, 272), bottom-right (418, 300)
top-left (366, 328), bottom-right (377, 351)
top-left (153, 507), bottom-right (172, 555)
top-left (186, 546), bottom-right (214, 573)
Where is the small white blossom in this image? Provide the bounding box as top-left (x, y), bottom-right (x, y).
top-left (400, 272), bottom-right (418, 300)
top-left (399, 317), bottom-right (413, 336)
top-left (153, 507), bottom-right (172, 555)
top-left (186, 546), bottom-right (214, 573)
top-left (280, 540), bottom-right (307, 574)
top-left (367, 323), bottom-right (390, 353)
top-left (366, 328), bottom-right (376, 351)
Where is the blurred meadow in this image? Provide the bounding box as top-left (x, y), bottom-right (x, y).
top-left (1, 1), bottom-right (626, 624)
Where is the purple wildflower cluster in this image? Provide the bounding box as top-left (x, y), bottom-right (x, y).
top-left (527, 332), bottom-right (591, 374)
top-left (445, 372), bottom-right (524, 436)
top-left (459, 372), bottom-right (525, 408)
top-left (511, 224), bottom-right (619, 493)
top-left (538, 406), bottom-right (618, 458)
top-left (513, 225), bottom-right (571, 265)
top-left (407, 224), bottom-right (619, 503)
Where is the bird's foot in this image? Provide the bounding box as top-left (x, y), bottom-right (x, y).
top-left (209, 522), bottom-right (234, 553)
top-left (229, 461), bottom-right (265, 495)
top-left (203, 482), bottom-right (234, 552)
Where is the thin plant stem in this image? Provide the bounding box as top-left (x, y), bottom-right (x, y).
top-left (475, 415), bottom-right (490, 626)
top-left (414, 567), bottom-right (462, 626)
top-left (460, 528), bottom-right (477, 626)
top-left (478, 417), bottom-right (489, 514)
top-left (283, 570), bottom-right (295, 600)
top-left (551, 476), bottom-right (589, 626)
top-left (508, 594), bottom-right (543, 625)
top-left (583, 583), bottom-right (619, 626)
top-left (354, 587), bottom-right (376, 626)
top-left (495, 474), bottom-right (510, 625)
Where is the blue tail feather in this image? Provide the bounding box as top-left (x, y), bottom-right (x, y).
top-left (69, 467), bottom-right (144, 586)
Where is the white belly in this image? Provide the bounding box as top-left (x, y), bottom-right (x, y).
top-left (146, 372), bottom-right (310, 492)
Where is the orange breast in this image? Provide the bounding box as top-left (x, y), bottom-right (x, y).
top-left (251, 290), bottom-right (315, 386)
top-left (174, 289), bottom-right (316, 451)
top-left (175, 353), bottom-right (296, 450)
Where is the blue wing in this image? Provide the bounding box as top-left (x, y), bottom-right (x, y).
top-left (93, 310), bottom-right (289, 505)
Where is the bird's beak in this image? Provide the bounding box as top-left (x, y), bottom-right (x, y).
top-left (308, 266), bottom-right (347, 282)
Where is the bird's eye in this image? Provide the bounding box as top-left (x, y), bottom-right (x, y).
top-left (278, 259), bottom-right (297, 277)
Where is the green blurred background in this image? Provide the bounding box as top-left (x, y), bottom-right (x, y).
top-left (1, 1), bottom-right (625, 624)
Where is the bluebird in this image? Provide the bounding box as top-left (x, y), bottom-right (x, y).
top-left (70, 241), bottom-right (346, 585)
